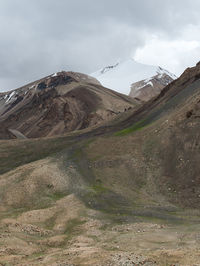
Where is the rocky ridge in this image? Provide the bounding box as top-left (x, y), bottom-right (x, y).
top-left (0, 71), bottom-right (139, 139)
top-left (129, 69), bottom-right (174, 101)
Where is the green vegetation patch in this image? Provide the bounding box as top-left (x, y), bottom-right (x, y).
top-left (64, 218), bottom-right (86, 237)
top-left (44, 212), bottom-right (61, 230)
top-left (115, 119), bottom-right (147, 136)
top-left (46, 191), bottom-right (67, 201)
top-left (0, 136), bottom-right (72, 175)
top-left (87, 184), bottom-right (109, 195)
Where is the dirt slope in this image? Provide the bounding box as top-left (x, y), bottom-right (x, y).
top-left (0, 71), bottom-right (139, 139)
top-left (1, 62), bottom-right (200, 264)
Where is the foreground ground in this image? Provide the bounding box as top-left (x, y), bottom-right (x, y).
top-left (0, 135), bottom-right (200, 265)
top-left (1, 64), bottom-right (200, 265)
top-left (0, 197), bottom-right (200, 265)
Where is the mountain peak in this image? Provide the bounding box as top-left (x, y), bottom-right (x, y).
top-left (91, 59), bottom-right (176, 96)
top-left (0, 70), bottom-right (138, 139)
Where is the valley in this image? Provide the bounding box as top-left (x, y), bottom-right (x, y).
top-left (0, 62), bottom-right (200, 265)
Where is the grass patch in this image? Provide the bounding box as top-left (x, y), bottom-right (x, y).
top-left (46, 192), bottom-right (67, 201)
top-left (70, 147), bottom-right (82, 159)
top-left (114, 119), bottom-right (147, 136)
top-left (30, 251), bottom-right (45, 259)
top-left (69, 138), bottom-right (94, 160)
top-left (0, 207), bottom-right (30, 220)
top-left (44, 212), bottom-right (60, 230)
top-left (64, 218), bottom-right (86, 238)
top-left (87, 184), bottom-right (109, 196)
top-left (0, 136), bottom-right (73, 175)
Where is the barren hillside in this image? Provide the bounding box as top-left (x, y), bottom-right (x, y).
top-left (0, 71), bottom-right (139, 139)
top-left (1, 62), bottom-right (200, 265)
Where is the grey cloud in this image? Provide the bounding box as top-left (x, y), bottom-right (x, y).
top-left (0, 0), bottom-right (200, 91)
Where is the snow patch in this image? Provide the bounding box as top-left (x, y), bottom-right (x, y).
top-left (134, 84), bottom-right (146, 91)
top-left (156, 66), bottom-right (177, 80)
top-left (91, 59), bottom-right (176, 94)
top-left (134, 81), bottom-right (153, 92)
top-left (24, 85), bottom-right (35, 95)
top-left (146, 81), bottom-right (153, 87)
top-left (5, 91), bottom-right (16, 103)
top-left (144, 77), bottom-right (153, 83)
top-left (52, 73), bottom-right (58, 77)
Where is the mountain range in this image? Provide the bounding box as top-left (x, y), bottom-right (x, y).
top-left (91, 58), bottom-right (177, 100)
top-left (0, 59), bottom-right (200, 265)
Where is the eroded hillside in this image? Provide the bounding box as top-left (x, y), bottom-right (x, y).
top-left (1, 62), bottom-right (200, 265)
top-left (0, 71), bottom-right (139, 139)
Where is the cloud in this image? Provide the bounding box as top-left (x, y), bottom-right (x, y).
top-left (0, 0), bottom-right (200, 91)
top-left (134, 36), bottom-right (200, 75)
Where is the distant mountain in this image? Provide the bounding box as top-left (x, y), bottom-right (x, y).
top-left (91, 58), bottom-right (177, 99)
top-left (129, 68), bottom-right (175, 101)
top-left (0, 71), bottom-right (139, 139)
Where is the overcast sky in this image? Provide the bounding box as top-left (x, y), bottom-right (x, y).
top-left (0, 0), bottom-right (200, 91)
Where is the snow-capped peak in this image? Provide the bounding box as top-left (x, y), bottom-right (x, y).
top-left (91, 58), bottom-right (176, 95)
top-left (156, 66), bottom-right (177, 80)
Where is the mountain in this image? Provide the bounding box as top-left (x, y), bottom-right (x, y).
top-left (91, 58), bottom-right (176, 97)
top-left (0, 71), bottom-right (139, 139)
top-left (1, 62), bottom-right (200, 265)
top-left (129, 68), bottom-right (174, 101)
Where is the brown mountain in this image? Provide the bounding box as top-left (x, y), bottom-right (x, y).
top-left (1, 62), bottom-right (200, 265)
top-left (0, 71), bottom-right (139, 139)
top-left (129, 71), bottom-right (175, 101)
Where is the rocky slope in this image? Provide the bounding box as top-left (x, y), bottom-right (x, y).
top-left (0, 62), bottom-right (200, 265)
top-left (129, 69), bottom-right (174, 101)
top-left (91, 58), bottom-right (176, 97)
top-left (0, 71), bottom-right (139, 139)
